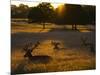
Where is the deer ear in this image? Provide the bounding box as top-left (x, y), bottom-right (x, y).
top-left (31, 50), bottom-right (32, 52)
top-left (24, 54), bottom-right (26, 57)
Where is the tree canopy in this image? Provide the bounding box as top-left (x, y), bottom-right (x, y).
top-left (55, 4), bottom-right (88, 25)
top-left (11, 4), bottom-right (29, 18)
top-left (28, 2), bottom-right (55, 23)
top-left (28, 2), bottom-right (55, 28)
top-left (11, 3), bottom-right (96, 27)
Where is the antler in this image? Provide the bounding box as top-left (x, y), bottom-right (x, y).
top-left (23, 41), bottom-right (40, 52)
top-left (23, 42), bottom-right (33, 52)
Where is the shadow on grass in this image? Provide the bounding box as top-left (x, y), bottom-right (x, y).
top-left (49, 28), bottom-right (79, 32)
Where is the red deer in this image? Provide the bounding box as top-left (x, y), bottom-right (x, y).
top-left (24, 50), bottom-right (52, 64)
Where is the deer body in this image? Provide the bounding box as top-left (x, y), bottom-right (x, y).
top-left (81, 36), bottom-right (95, 52)
top-left (24, 50), bottom-right (52, 64)
top-left (51, 41), bottom-right (60, 49)
top-left (23, 41), bottom-right (52, 64)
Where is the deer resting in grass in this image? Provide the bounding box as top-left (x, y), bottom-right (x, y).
top-left (24, 50), bottom-right (52, 64)
top-left (23, 41), bottom-right (52, 64)
top-left (81, 36), bottom-right (95, 52)
top-left (51, 41), bottom-right (60, 49)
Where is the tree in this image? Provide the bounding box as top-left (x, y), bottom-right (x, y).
top-left (28, 7), bottom-right (43, 23)
top-left (28, 2), bottom-right (55, 29)
top-left (55, 4), bottom-right (87, 30)
top-left (17, 4), bottom-right (29, 18)
top-left (11, 4), bottom-right (29, 18)
top-left (11, 5), bottom-right (18, 18)
top-left (82, 5), bottom-right (96, 25)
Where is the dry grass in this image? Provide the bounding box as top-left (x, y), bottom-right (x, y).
top-left (11, 23), bottom-right (95, 74)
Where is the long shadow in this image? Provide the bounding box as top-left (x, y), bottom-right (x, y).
top-left (49, 27), bottom-right (79, 32)
top-left (11, 29), bottom-right (95, 51)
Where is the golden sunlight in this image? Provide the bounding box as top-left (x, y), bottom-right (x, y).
top-left (51, 3), bottom-right (63, 8)
top-left (11, 1), bottom-right (62, 8)
top-left (57, 4), bottom-right (65, 16)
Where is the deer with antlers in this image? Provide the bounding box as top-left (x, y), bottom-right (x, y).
top-left (23, 41), bottom-right (52, 64)
top-left (81, 36), bottom-right (95, 53)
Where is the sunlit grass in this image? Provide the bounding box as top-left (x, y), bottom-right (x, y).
top-left (11, 40), bottom-right (95, 74)
top-left (11, 23), bottom-right (95, 74)
top-left (11, 49), bottom-right (95, 74)
top-left (11, 23), bottom-right (93, 34)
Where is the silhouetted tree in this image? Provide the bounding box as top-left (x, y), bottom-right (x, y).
top-left (28, 7), bottom-right (42, 23)
top-left (28, 2), bottom-right (55, 29)
top-left (55, 4), bottom-right (87, 30)
top-left (11, 5), bottom-right (18, 18)
top-left (11, 4), bottom-right (29, 18)
top-left (82, 5), bottom-right (96, 25)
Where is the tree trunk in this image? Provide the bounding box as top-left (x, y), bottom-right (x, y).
top-left (74, 24), bottom-right (77, 30)
top-left (72, 25), bottom-right (74, 30)
top-left (72, 24), bottom-right (77, 30)
top-left (72, 25), bottom-right (75, 30)
top-left (63, 25), bottom-right (66, 29)
top-left (43, 23), bottom-right (45, 29)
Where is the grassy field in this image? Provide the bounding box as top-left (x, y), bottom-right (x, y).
top-left (11, 22), bottom-right (95, 74)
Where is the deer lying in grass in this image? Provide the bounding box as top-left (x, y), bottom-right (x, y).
top-left (51, 41), bottom-right (60, 50)
top-left (81, 36), bottom-right (95, 52)
top-left (23, 41), bottom-right (52, 64)
top-left (24, 50), bottom-right (52, 64)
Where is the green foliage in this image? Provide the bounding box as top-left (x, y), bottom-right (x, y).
top-left (11, 4), bottom-right (29, 18)
top-left (28, 2), bottom-right (55, 23)
top-left (11, 3), bottom-right (95, 25)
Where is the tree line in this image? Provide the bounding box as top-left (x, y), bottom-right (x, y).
top-left (11, 2), bottom-right (95, 29)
